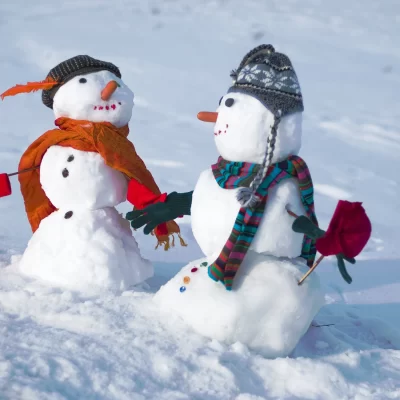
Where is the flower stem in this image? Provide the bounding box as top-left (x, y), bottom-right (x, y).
top-left (298, 254), bottom-right (325, 286)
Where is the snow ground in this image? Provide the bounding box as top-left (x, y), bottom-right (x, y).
top-left (0, 0), bottom-right (399, 398)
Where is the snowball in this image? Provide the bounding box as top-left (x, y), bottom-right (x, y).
top-left (40, 146), bottom-right (128, 210)
top-left (53, 70), bottom-right (134, 128)
top-left (213, 93), bottom-right (302, 164)
top-left (18, 207), bottom-right (153, 294)
top-left (191, 168), bottom-right (307, 259)
top-left (154, 251), bottom-right (324, 358)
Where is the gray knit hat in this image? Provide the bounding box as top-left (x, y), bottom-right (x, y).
top-left (42, 55), bottom-right (121, 109)
top-left (228, 44), bottom-right (303, 117)
top-left (230, 45), bottom-right (304, 209)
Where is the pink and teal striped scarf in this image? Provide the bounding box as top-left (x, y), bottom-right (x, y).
top-left (208, 155), bottom-right (318, 290)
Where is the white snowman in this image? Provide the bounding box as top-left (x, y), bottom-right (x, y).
top-left (1, 55), bottom-right (158, 294)
top-left (128, 45), bottom-right (324, 358)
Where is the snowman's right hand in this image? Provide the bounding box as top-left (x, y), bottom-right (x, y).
top-left (126, 191), bottom-right (193, 235)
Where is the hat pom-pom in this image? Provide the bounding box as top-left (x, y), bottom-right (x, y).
top-left (230, 69), bottom-right (238, 79)
top-left (236, 187), bottom-right (260, 208)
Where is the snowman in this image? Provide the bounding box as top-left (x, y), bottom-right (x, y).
top-left (1, 55), bottom-right (182, 294)
top-left (127, 45), bottom-right (325, 358)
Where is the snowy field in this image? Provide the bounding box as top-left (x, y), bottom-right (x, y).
top-left (0, 0), bottom-right (400, 399)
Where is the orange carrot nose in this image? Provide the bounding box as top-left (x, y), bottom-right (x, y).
top-left (101, 80), bottom-right (119, 101)
top-left (197, 111), bottom-right (218, 123)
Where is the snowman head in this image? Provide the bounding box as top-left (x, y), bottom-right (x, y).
top-left (198, 45), bottom-right (304, 165)
top-left (0, 55), bottom-right (134, 128)
top-left (198, 92), bottom-right (302, 164)
top-left (52, 70), bottom-right (134, 128)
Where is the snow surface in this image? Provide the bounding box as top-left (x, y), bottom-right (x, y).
top-left (155, 253), bottom-right (324, 358)
top-left (53, 70), bottom-right (134, 128)
top-left (0, 0), bottom-right (400, 398)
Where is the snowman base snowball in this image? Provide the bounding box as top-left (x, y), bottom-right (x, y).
top-left (19, 207), bottom-right (153, 294)
top-left (154, 251), bottom-right (324, 358)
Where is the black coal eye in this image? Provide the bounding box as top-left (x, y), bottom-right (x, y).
top-left (219, 96), bottom-right (223, 105)
top-left (79, 78), bottom-right (87, 83)
top-left (225, 98), bottom-right (234, 107)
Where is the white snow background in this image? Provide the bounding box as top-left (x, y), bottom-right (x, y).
top-left (0, 0), bottom-right (400, 398)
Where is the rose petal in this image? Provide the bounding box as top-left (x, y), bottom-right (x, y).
top-left (316, 200), bottom-right (371, 258)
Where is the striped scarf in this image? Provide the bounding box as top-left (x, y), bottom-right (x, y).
top-left (208, 155), bottom-right (318, 290)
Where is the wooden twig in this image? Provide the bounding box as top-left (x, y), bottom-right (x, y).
top-left (286, 207), bottom-right (299, 219)
top-left (8, 165), bottom-right (40, 177)
top-left (298, 254), bottom-right (324, 285)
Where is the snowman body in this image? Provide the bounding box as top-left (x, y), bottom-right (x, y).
top-left (192, 93), bottom-right (307, 260)
top-left (155, 93), bottom-right (324, 357)
top-left (192, 172), bottom-right (305, 259)
top-left (19, 70), bottom-right (153, 293)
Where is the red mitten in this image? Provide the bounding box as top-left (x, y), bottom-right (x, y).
top-left (316, 200), bottom-right (372, 258)
top-left (0, 174), bottom-right (12, 198)
top-left (127, 178), bottom-right (169, 236)
top-left (127, 178), bottom-right (167, 208)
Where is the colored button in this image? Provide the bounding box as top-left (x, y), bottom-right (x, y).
top-left (179, 286), bottom-right (186, 293)
top-left (191, 267), bottom-right (198, 273)
top-left (183, 276), bottom-right (190, 284)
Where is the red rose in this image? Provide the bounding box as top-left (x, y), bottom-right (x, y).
top-left (316, 200), bottom-right (372, 258)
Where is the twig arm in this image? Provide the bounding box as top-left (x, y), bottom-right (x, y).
top-left (8, 165), bottom-right (40, 177)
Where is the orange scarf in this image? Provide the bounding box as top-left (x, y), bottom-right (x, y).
top-left (18, 117), bottom-right (183, 250)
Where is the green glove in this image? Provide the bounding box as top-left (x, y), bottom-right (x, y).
top-left (292, 215), bottom-right (326, 239)
top-left (126, 191), bottom-right (193, 235)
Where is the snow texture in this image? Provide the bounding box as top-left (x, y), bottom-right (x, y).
top-left (53, 70), bottom-right (134, 128)
top-left (155, 253), bottom-right (324, 358)
top-left (0, 0), bottom-right (399, 398)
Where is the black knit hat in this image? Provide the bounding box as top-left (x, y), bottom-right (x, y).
top-left (42, 55), bottom-right (121, 109)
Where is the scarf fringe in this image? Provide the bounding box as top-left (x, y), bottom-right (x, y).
top-left (154, 232), bottom-right (187, 251)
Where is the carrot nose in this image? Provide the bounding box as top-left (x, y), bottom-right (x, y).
top-left (197, 111), bottom-right (218, 123)
top-left (101, 80), bottom-right (119, 101)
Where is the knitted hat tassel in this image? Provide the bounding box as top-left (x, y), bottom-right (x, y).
top-left (236, 111), bottom-right (282, 208)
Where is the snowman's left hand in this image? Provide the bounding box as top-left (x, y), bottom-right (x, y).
top-left (126, 191), bottom-right (193, 235)
top-left (126, 204), bottom-right (168, 234)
